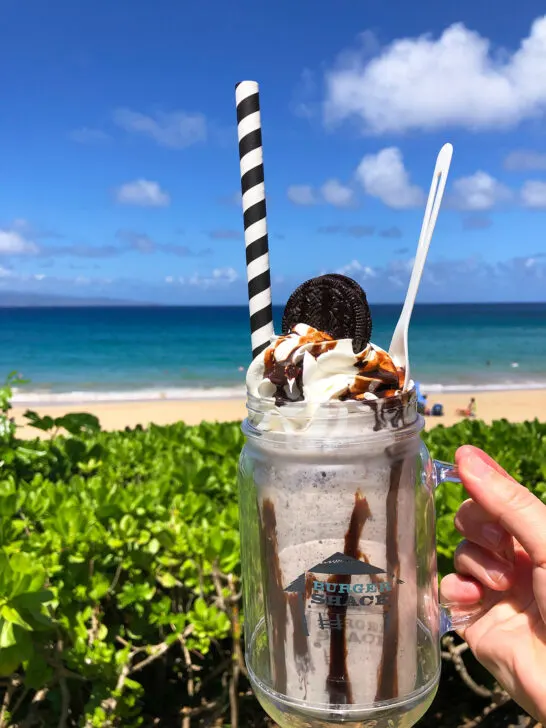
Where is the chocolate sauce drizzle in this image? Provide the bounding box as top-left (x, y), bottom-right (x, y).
top-left (345, 491), bottom-right (373, 559)
top-left (365, 396), bottom-right (408, 432)
top-left (287, 591), bottom-right (310, 695)
top-left (375, 460), bottom-right (403, 701)
top-left (326, 491), bottom-right (372, 705)
top-left (264, 347), bottom-right (304, 407)
top-left (259, 499), bottom-right (288, 693)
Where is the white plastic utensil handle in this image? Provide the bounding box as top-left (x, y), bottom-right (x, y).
top-left (389, 143), bottom-right (453, 390)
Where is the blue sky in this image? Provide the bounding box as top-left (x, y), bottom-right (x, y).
top-left (1, 0), bottom-right (546, 304)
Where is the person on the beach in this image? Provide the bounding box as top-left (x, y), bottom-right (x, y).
top-left (441, 446), bottom-right (546, 723)
top-left (418, 393), bottom-right (431, 416)
top-left (457, 397), bottom-right (476, 418)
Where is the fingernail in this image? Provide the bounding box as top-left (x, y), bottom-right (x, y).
top-left (467, 451), bottom-right (494, 479)
top-left (482, 523), bottom-right (504, 548)
top-left (489, 561), bottom-right (513, 585)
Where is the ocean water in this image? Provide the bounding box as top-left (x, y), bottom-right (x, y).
top-left (1, 303), bottom-right (545, 404)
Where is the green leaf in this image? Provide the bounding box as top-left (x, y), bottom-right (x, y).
top-left (156, 572), bottom-right (178, 588)
top-left (55, 412), bottom-right (101, 436)
top-left (147, 538), bottom-right (160, 555)
top-left (123, 677), bottom-right (143, 692)
top-left (0, 645), bottom-right (23, 677)
top-left (24, 411), bottom-right (56, 432)
top-left (89, 574), bottom-right (111, 601)
top-left (193, 597), bottom-right (208, 619)
top-left (12, 589), bottom-right (54, 610)
top-left (8, 551), bottom-right (34, 575)
top-left (23, 652), bottom-right (53, 689)
top-left (0, 619), bottom-right (17, 648)
top-left (0, 551), bottom-right (13, 595)
top-left (1, 605), bottom-right (33, 631)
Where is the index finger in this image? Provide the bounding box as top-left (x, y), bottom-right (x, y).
top-left (456, 445), bottom-right (546, 568)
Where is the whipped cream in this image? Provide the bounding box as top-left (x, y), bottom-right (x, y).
top-left (246, 324), bottom-right (406, 405)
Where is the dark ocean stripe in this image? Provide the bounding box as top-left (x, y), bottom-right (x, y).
top-left (238, 128), bottom-right (262, 160)
top-left (248, 270), bottom-right (271, 300)
top-left (245, 235), bottom-right (269, 265)
top-left (244, 199), bottom-right (267, 230)
top-left (236, 92), bottom-right (260, 123)
top-left (250, 303), bottom-right (273, 333)
top-left (240, 164), bottom-right (264, 195)
top-left (252, 339), bottom-right (270, 358)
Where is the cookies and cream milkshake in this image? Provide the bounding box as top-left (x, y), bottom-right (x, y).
top-left (239, 275), bottom-right (433, 726)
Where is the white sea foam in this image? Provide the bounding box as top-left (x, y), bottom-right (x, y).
top-left (11, 386), bottom-right (246, 406)
top-left (9, 379), bottom-right (546, 407)
top-left (421, 381), bottom-right (546, 394)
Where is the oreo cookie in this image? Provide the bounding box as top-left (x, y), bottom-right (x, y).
top-left (282, 274), bottom-right (372, 352)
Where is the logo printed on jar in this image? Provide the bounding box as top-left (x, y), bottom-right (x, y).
top-left (285, 551), bottom-right (403, 636)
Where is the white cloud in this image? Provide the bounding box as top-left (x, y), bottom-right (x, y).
top-left (69, 127), bottom-right (111, 144)
top-left (287, 185), bottom-right (317, 206)
top-left (183, 267), bottom-right (240, 289)
top-left (504, 149), bottom-right (546, 171)
top-left (450, 171), bottom-right (513, 211)
top-left (355, 147), bottom-right (424, 208)
top-left (0, 266), bottom-right (14, 278)
top-left (114, 108), bottom-right (207, 149)
top-left (320, 178), bottom-right (355, 207)
top-left (288, 180), bottom-right (357, 207)
top-left (115, 179), bottom-right (171, 207)
top-left (324, 16), bottom-right (546, 134)
top-left (336, 259), bottom-right (376, 278)
top-left (521, 180), bottom-right (546, 208)
top-left (0, 228), bottom-right (39, 255)
top-left (165, 276), bottom-right (174, 284)
top-left (390, 257), bottom-right (416, 275)
top-left (33, 273), bottom-right (46, 281)
top-left (212, 267), bottom-right (238, 284)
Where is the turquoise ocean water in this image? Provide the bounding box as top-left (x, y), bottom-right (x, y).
top-left (1, 303), bottom-right (545, 404)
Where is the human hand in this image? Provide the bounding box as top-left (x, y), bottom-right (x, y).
top-left (440, 445), bottom-right (546, 723)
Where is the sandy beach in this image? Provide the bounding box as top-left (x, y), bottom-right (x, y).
top-left (10, 389), bottom-right (546, 438)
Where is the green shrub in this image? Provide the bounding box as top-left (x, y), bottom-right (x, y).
top-left (0, 374), bottom-right (544, 726)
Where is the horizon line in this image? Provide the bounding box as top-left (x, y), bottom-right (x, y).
top-left (1, 300), bottom-right (545, 308)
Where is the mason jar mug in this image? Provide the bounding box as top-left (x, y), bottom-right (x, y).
top-left (238, 393), bottom-right (478, 728)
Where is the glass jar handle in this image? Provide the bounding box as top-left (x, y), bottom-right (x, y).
top-left (434, 459), bottom-right (486, 635)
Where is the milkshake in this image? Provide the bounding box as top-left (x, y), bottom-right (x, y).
top-left (238, 275), bottom-right (441, 727)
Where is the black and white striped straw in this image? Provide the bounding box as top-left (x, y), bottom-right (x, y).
top-left (235, 80), bottom-right (275, 360)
